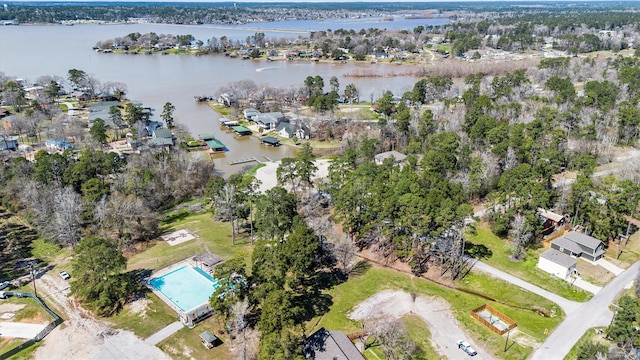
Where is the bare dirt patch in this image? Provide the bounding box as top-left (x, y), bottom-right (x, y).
top-left (125, 298), bottom-right (151, 318)
top-left (32, 273), bottom-right (170, 360)
top-left (349, 290), bottom-right (495, 360)
top-left (0, 303), bottom-right (26, 313)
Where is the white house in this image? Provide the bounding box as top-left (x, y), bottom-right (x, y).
top-left (537, 249), bottom-right (577, 279)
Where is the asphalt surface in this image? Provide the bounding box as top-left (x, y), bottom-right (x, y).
top-left (472, 261), bottom-right (580, 315)
top-left (530, 261), bottom-right (640, 360)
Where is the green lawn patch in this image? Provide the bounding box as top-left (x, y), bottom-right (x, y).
top-left (30, 238), bottom-right (65, 261)
top-left (310, 265), bottom-right (562, 360)
top-left (106, 292), bottom-right (177, 339)
top-left (127, 211), bottom-right (250, 272)
top-left (0, 339), bottom-right (39, 360)
top-left (212, 104), bottom-right (231, 117)
top-left (468, 223), bottom-right (591, 302)
top-left (403, 314), bottom-right (440, 359)
top-left (158, 316), bottom-right (233, 360)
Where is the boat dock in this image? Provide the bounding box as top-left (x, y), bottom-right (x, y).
top-left (228, 156), bottom-right (261, 165)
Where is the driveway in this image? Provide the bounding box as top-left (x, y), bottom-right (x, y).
top-left (472, 261), bottom-right (580, 315)
top-left (530, 261), bottom-right (640, 360)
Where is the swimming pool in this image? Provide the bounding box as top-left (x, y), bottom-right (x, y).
top-left (149, 266), bottom-right (218, 313)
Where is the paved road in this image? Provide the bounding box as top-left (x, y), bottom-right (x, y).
top-left (530, 261), bottom-right (640, 360)
top-left (472, 261), bottom-right (581, 315)
top-left (145, 321), bottom-right (183, 346)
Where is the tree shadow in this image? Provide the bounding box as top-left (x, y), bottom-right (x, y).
top-left (349, 260), bottom-right (371, 277)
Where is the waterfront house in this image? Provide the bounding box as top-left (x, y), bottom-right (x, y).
top-left (537, 249), bottom-right (577, 279)
top-left (374, 151), bottom-right (407, 165)
top-left (550, 231), bottom-right (605, 262)
top-left (255, 112), bottom-right (285, 130)
top-left (148, 129), bottom-right (174, 149)
top-left (303, 328), bottom-right (365, 360)
top-left (243, 108), bottom-right (259, 121)
top-left (277, 121), bottom-right (295, 138)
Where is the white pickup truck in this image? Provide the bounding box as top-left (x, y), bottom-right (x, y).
top-left (457, 339), bottom-right (478, 356)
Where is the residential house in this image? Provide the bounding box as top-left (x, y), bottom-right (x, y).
top-left (537, 249), bottom-right (578, 279)
top-left (88, 101), bottom-right (121, 128)
top-left (303, 328), bottom-right (365, 360)
top-left (0, 136), bottom-right (18, 151)
top-left (374, 150), bottom-right (407, 165)
top-left (550, 231), bottom-right (605, 262)
top-left (148, 129), bottom-right (174, 149)
top-left (45, 139), bottom-right (75, 151)
top-left (255, 112), bottom-right (285, 130)
top-left (276, 121), bottom-right (309, 139)
top-left (243, 108), bottom-right (259, 121)
top-left (538, 208), bottom-right (569, 234)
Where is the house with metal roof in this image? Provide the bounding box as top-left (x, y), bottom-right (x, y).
top-left (550, 231), bottom-right (605, 262)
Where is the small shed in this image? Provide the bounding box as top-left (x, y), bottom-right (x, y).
top-left (199, 330), bottom-right (218, 349)
top-left (538, 249), bottom-right (577, 279)
top-left (194, 253), bottom-right (223, 269)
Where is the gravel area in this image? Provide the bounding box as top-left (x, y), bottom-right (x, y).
top-left (349, 290), bottom-right (495, 360)
top-left (33, 273), bottom-right (170, 360)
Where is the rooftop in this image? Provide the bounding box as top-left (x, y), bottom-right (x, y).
top-left (303, 328), bottom-right (365, 360)
top-left (540, 249), bottom-right (577, 268)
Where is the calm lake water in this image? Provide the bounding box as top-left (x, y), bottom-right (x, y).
top-left (0, 17), bottom-right (446, 174)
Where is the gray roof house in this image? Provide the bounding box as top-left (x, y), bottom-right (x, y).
top-left (537, 249), bottom-right (578, 279)
top-left (303, 328), bottom-right (365, 360)
top-left (550, 231), bottom-right (605, 262)
top-left (374, 150), bottom-right (407, 165)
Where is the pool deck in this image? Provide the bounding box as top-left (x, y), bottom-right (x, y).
top-left (146, 256), bottom-right (219, 327)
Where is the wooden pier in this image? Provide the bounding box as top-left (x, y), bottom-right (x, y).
top-left (228, 157), bottom-right (260, 165)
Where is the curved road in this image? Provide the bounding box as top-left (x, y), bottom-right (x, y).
top-left (472, 261), bottom-right (580, 315)
top-left (530, 261), bottom-right (640, 360)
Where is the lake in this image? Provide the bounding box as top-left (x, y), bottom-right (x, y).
top-left (0, 17), bottom-right (445, 174)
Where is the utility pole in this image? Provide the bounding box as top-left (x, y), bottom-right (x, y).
top-left (30, 263), bottom-right (37, 298)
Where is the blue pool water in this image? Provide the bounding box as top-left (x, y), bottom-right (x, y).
top-left (149, 266), bottom-right (218, 312)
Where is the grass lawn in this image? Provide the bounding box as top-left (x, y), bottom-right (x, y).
top-left (127, 211), bottom-right (252, 272)
top-left (468, 223), bottom-right (591, 302)
top-left (402, 314), bottom-right (441, 359)
top-left (158, 316), bottom-right (234, 360)
top-left (310, 265), bottom-right (563, 360)
top-left (0, 339), bottom-right (39, 360)
top-left (106, 292), bottom-right (178, 339)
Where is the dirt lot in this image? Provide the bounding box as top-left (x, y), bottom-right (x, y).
top-left (32, 273), bottom-right (170, 360)
top-left (349, 290), bottom-right (495, 360)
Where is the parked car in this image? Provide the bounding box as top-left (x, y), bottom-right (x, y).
top-left (457, 339), bottom-right (478, 356)
top-left (0, 281), bottom-right (10, 291)
top-left (59, 271), bottom-right (71, 280)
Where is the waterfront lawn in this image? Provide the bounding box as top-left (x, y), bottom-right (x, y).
top-left (106, 292), bottom-right (177, 339)
top-left (127, 210), bottom-right (251, 272)
top-left (468, 223), bottom-right (591, 302)
top-left (310, 265), bottom-right (562, 360)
